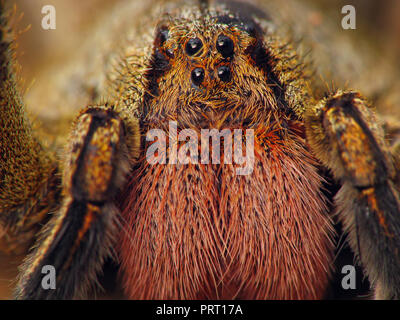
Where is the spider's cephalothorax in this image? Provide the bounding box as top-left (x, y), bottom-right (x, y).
top-left (142, 4), bottom-right (311, 131)
top-left (1, 0), bottom-right (400, 300)
top-left (119, 5), bottom-right (334, 299)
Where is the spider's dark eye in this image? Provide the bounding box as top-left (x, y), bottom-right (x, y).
top-left (185, 38), bottom-right (203, 56)
top-left (217, 66), bottom-right (231, 82)
top-left (155, 26), bottom-right (169, 48)
top-left (159, 29), bottom-right (169, 45)
top-left (191, 68), bottom-right (205, 86)
top-left (216, 35), bottom-right (234, 58)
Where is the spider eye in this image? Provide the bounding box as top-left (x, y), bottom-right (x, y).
top-left (217, 66), bottom-right (231, 82)
top-left (216, 35), bottom-right (234, 58)
top-left (185, 38), bottom-right (203, 56)
top-left (191, 67), bottom-right (205, 86)
top-left (159, 29), bottom-right (169, 45)
top-left (155, 26), bottom-right (169, 48)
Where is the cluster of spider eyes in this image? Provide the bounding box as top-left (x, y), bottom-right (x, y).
top-left (185, 34), bottom-right (234, 86)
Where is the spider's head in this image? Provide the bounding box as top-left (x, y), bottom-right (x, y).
top-left (143, 5), bottom-right (306, 129)
top-left (155, 11), bottom-right (261, 88)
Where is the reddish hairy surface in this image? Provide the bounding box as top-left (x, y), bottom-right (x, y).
top-left (119, 127), bottom-right (334, 299)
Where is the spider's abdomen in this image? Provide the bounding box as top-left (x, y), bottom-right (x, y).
top-left (119, 131), bottom-right (334, 299)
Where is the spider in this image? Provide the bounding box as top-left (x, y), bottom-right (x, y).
top-left (1, 0), bottom-right (400, 299)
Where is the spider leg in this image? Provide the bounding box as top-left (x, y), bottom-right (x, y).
top-left (14, 106), bottom-right (136, 299)
top-left (392, 141), bottom-right (400, 188)
top-left (306, 90), bottom-right (400, 299)
top-left (0, 3), bottom-right (60, 254)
